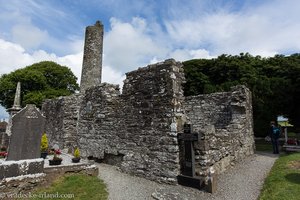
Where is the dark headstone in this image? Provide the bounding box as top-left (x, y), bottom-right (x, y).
top-left (177, 174), bottom-right (204, 190)
top-left (178, 124), bottom-right (210, 191)
top-left (28, 160), bottom-right (44, 174)
top-left (0, 165), bottom-right (4, 179)
top-left (3, 163), bottom-right (19, 178)
top-left (177, 124), bottom-right (199, 177)
top-left (7, 104), bottom-right (45, 161)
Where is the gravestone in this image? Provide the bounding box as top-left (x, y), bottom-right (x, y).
top-left (6, 104), bottom-right (45, 161)
top-left (177, 124), bottom-right (204, 190)
top-left (177, 124), bottom-right (217, 193)
top-left (178, 124), bottom-right (199, 176)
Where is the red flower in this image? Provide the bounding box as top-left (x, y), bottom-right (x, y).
top-left (287, 139), bottom-right (298, 145)
top-left (54, 149), bottom-right (61, 155)
top-left (0, 152), bottom-right (7, 157)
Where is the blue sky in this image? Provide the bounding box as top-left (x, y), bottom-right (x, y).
top-left (1, 0), bottom-right (300, 119)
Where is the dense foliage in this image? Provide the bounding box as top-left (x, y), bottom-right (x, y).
top-left (0, 61), bottom-right (79, 109)
top-left (183, 53), bottom-right (300, 136)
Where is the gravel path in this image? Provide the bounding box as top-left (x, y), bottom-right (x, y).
top-left (97, 152), bottom-right (278, 200)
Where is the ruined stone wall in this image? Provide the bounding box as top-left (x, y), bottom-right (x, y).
top-left (42, 94), bottom-right (82, 151)
top-left (77, 59), bottom-right (185, 183)
top-left (77, 83), bottom-right (122, 158)
top-left (183, 85), bottom-right (255, 177)
top-left (42, 59), bottom-right (255, 184)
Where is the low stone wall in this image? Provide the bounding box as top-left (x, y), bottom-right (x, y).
top-left (0, 158), bottom-right (98, 197)
top-left (0, 173), bottom-right (46, 198)
top-left (44, 163), bottom-right (98, 177)
top-left (0, 159), bottom-right (45, 197)
top-left (184, 85), bottom-right (255, 177)
top-left (0, 158), bottom-right (44, 179)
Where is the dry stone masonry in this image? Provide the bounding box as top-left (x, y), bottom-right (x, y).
top-left (43, 59), bottom-right (185, 183)
top-left (183, 85), bottom-right (255, 177)
top-left (42, 94), bottom-right (82, 152)
top-left (41, 21), bottom-right (255, 187)
top-left (42, 59), bottom-right (255, 184)
top-left (80, 21), bottom-right (104, 92)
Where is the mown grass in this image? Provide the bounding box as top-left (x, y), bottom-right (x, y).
top-left (32, 174), bottom-right (108, 200)
top-left (259, 152), bottom-right (300, 200)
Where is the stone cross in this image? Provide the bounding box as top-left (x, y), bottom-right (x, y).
top-left (178, 124), bottom-right (199, 176)
top-left (6, 104), bottom-right (45, 161)
top-left (177, 124), bottom-right (205, 191)
top-left (80, 20), bottom-right (104, 92)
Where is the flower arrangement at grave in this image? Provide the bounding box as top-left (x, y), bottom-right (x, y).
top-left (72, 147), bottom-right (81, 163)
top-left (287, 138), bottom-right (298, 145)
top-left (49, 148), bottom-right (61, 155)
top-left (0, 146), bottom-right (7, 158)
top-left (49, 152), bottom-right (63, 165)
top-left (40, 133), bottom-right (49, 159)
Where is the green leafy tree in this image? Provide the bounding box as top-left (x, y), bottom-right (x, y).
top-left (0, 61), bottom-right (79, 108)
top-left (183, 53), bottom-right (300, 136)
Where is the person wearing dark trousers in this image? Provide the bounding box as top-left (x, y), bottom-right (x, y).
top-left (270, 121), bottom-right (280, 154)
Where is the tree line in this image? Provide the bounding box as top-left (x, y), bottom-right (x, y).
top-left (1, 55), bottom-right (299, 137)
top-left (183, 53), bottom-right (300, 136)
top-left (0, 61), bottom-right (79, 109)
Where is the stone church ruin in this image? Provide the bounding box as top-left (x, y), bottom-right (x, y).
top-left (42, 21), bottom-right (255, 190)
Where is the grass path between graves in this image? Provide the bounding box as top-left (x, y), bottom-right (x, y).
top-left (259, 152), bottom-right (300, 200)
top-left (31, 174), bottom-right (108, 200)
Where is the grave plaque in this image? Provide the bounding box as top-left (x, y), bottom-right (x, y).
top-left (6, 104), bottom-right (45, 161)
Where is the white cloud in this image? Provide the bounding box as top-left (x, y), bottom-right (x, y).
top-left (104, 17), bottom-right (168, 72)
top-left (12, 23), bottom-right (49, 49)
top-left (0, 37), bottom-right (126, 119)
top-left (164, 1), bottom-right (300, 57)
top-left (167, 48), bottom-right (213, 61)
top-left (0, 39), bottom-right (32, 73)
top-left (102, 65), bottom-right (126, 88)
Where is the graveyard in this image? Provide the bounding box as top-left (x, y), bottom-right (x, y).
top-left (0, 20), bottom-right (299, 200)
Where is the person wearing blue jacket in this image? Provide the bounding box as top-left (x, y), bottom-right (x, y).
top-left (270, 121), bottom-right (280, 154)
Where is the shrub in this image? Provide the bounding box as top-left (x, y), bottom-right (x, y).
top-left (73, 147), bottom-right (80, 158)
top-left (41, 133), bottom-right (49, 152)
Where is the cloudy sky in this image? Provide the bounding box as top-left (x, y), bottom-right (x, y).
top-left (1, 0), bottom-right (300, 119)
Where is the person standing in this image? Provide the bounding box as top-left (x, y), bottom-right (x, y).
top-left (270, 121), bottom-right (280, 154)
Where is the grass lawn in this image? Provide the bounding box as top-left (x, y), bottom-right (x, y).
top-left (259, 152), bottom-right (300, 200)
top-left (32, 174), bottom-right (108, 200)
top-left (255, 139), bottom-right (274, 152)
